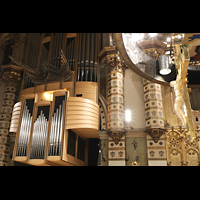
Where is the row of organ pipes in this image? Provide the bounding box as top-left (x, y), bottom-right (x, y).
top-left (16, 100), bottom-right (33, 157)
top-left (22, 33), bottom-right (98, 89)
top-left (77, 33), bottom-right (98, 82)
top-left (16, 95), bottom-right (65, 160)
top-left (48, 97), bottom-right (65, 156)
top-left (30, 109), bottom-right (49, 159)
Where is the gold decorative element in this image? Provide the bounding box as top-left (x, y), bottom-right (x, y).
top-left (107, 55), bottom-right (128, 74)
top-left (137, 38), bottom-right (167, 60)
top-left (107, 131), bottom-right (125, 145)
top-left (0, 33), bottom-right (19, 50)
top-left (1, 64), bottom-right (23, 86)
top-left (145, 128), bottom-right (165, 143)
top-left (166, 127), bottom-right (200, 166)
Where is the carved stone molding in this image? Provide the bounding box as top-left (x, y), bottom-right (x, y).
top-left (0, 33), bottom-right (19, 50)
top-left (107, 131), bottom-right (125, 145)
top-left (107, 55), bottom-right (128, 74)
top-left (1, 64), bottom-right (23, 86)
top-left (145, 128), bottom-right (166, 143)
top-left (166, 127), bottom-right (200, 166)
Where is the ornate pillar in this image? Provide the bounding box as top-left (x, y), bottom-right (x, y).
top-left (99, 46), bottom-right (127, 166)
top-left (0, 64), bottom-right (23, 166)
top-left (143, 78), bottom-right (167, 166)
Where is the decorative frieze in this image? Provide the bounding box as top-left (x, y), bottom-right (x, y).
top-left (166, 127), bottom-right (200, 166)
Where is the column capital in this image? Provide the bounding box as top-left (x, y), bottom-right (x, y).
top-left (1, 64), bottom-right (23, 86)
top-left (107, 55), bottom-right (127, 73)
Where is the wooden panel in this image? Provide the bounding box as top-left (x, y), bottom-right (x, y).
top-left (11, 110), bottom-right (20, 116)
top-left (67, 102), bottom-right (99, 112)
top-left (35, 84), bottom-right (45, 92)
top-left (20, 88), bottom-right (35, 99)
top-left (67, 114), bottom-right (99, 121)
top-left (46, 82), bottom-right (60, 91)
top-left (76, 82), bottom-right (97, 88)
top-left (14, 102), bottom-right (21, 107)
top-left (66, 110), bottom-right (98, 117)
top-left (66, 97), bottom-right (99, 138)
top-left (27, 159), bottom-right (51, 166)
top-left (9, 102), bottom-right (22, 133)
top-left (68, 97), bottom-right (98, 107)
top-left (62, 81), bottom-right (73, 89)
top-left (75, 82), bottom-right (97, 103)
top-left (46, 156), bottom-right (75, 166)
top-left (76, 88), bottom-right (97, 93)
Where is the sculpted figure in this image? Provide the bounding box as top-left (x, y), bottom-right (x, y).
top-left (170, 72), bottom-right (186, 126)
top-left (170, 44), bottom-right (196, 140)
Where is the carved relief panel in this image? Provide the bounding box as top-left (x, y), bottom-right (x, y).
top-left (166, 127), bottom-right (200, 166)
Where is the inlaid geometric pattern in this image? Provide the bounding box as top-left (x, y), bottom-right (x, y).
top-left (143, 79), bottom-right (164, 129)
top-left (107, 71), bottom-right (124, 131)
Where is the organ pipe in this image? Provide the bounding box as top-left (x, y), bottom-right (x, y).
top-left (85, 33), bottom-right (90, 66)
top-left (90, 33), bottom-right (94, 67)
top-left (30, 106), bottom-right (50, 159)
top-left (16, 99), bottom-right (34, 157)
top-left (48, 95), bottom-right (65, 156)
top-left (76, 33), bottom-right (98, 82)
top-left (23, 33), bottom-right (99, 89)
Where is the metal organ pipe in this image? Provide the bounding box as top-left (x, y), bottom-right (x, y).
top-left (16, 100), bottom-right (33, 157)
top-left (85, 33), bottom-right (90, 81)
top-left (93, 33), bottom-right (98, 82)
top-left (69, 41), bottom-right (72, 70)
top-left (76, 33), bottom-right (98, 82)
top-left (30, 108), bottom-right (49, 159)
top-left (81, 33), bottom-right (86, 81)
top-left (48, 96), bottom-right (65, 156)
top-left (71, 39), bottom-right (74, 71)
top-left (77, 33), bottom-right (82, 81)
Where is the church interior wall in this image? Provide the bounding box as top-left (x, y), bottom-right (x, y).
top-left (1, 33), bottom-right (200, 166)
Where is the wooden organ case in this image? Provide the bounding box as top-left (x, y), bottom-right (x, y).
top-left (10, 33), bottom-right (101, 166)
top-left (12, 90), bottom-right (97, 166)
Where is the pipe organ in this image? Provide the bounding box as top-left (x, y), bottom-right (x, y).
top-left (30, 105), bottom-right (50, 159)
top-left (12, 89), bottom-right (99, 166)
top-left (7, 33), bottom-right (100, 166)
top-left (23, 33), bottom-right (99, 89)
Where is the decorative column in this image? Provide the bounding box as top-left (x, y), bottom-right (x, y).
top-left (0, 64), bottom-right (22, 166)
top-left (99, 46), bottom-right (127, 166)
top-left (107, 55), bottom-right (127, 143)
top-left (143, 78), bottom-right (167, 166)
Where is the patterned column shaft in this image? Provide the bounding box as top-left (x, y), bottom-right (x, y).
top-left (143, 79), bottom-right (164, 129)
top-left (143, 79), bottom-right (167, 166)
top-left (143, 79), bottom-right (165, 142)
top-left (107, 55), bottom-right (127, 144)
top-left (0, 85), bottom-right (17, 166)
top-left (107, 70), bottom-right (124, 135)
top-left (107, 55), bottom-right (127, 166)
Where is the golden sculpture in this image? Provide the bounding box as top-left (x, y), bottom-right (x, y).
top-left (170, 43), bottom-right (195, 140)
